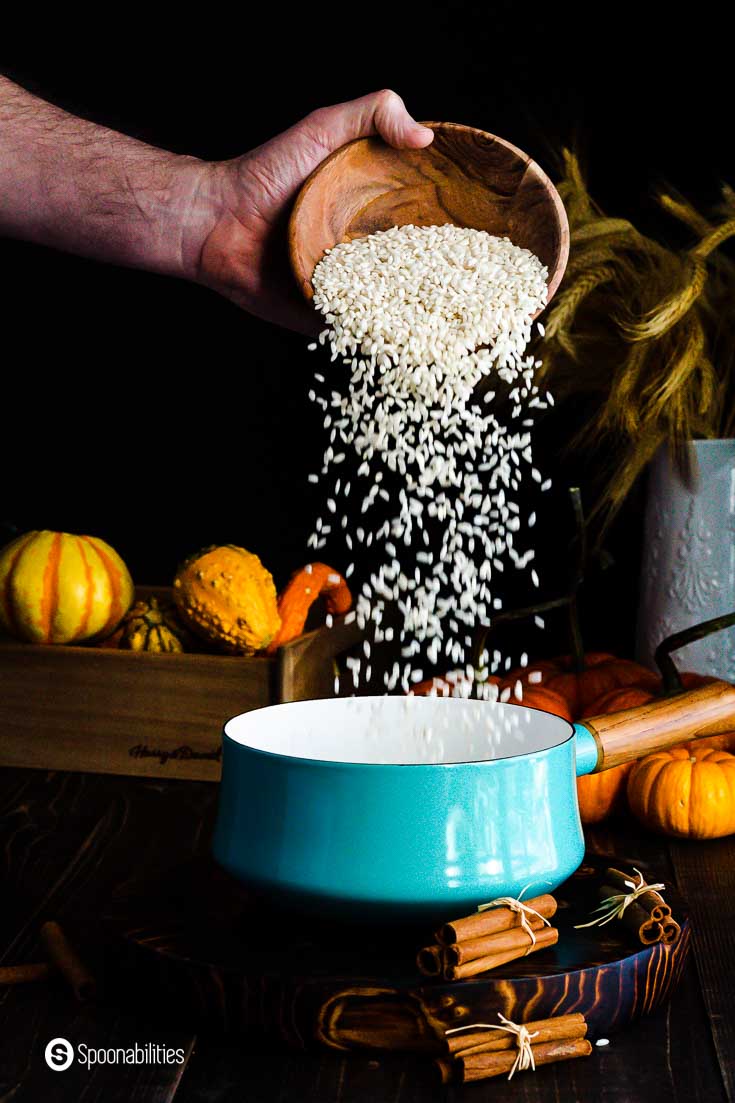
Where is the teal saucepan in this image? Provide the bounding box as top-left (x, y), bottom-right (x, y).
top-left (212, 682), bottom-right (735, 919)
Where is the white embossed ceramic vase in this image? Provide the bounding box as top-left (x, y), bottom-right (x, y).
top-left (636, 439), bottom-right (735, 679)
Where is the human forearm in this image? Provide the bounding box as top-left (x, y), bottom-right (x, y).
top-left (0, 81), bottom-right (432, 331)
top-left (0, 74), bottom-right (209, 279)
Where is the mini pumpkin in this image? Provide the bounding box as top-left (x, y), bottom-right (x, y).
top-left (173, 545), bottom-right (280, 654)
top-left (119, 596), bottom-right (193, 653)
top-left (0, 530), bottom-right (134, 644)
top-left (502, 653), bottom-right (660, 718)
top-left (501, 680), bottom-right (574, 722)
top-left (266, 563), bottom-right (352, 653)
top-left (627, 745), bottom-right (735, 839)
top-left (545, 658), bottom-right (660, 718)
top-left (574, 685), bottom-right (657, 824)
top-left (505, 653), bottom-right (619, 686)
top-left (410, 674), bottom-right (573, 722)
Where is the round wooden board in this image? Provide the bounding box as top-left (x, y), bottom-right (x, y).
top-left (99, 855), bottom-right (690, 1052)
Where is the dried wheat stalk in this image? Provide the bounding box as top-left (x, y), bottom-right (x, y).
top-left (538, 151), bottom-right (735, 530)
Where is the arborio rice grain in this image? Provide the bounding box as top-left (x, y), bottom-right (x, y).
top-left (306, 224), bottom-right (551, 696)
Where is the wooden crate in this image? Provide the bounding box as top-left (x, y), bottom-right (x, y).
top-left (0, 588), bottom-right (362, 782)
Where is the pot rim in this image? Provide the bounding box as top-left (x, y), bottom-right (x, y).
top-left (222, 697), bottom-right (576, 771)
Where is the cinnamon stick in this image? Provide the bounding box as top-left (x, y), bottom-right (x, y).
top-left (458, 1037), bottom-right (592, 1082)
top-left (639, 918), bottom-right (663, 945)
top-left (604, 867), bottom-right (671, 921)
top-left (437, 894), bottom-right (558, 945)
top-left (416, 945), bottom-right (444, 977)
top-left (599, 885), bottom-right (663, 945)
top-left (446, 926), bottom-right (558, 980)
top-left (0, 963), bottom-right (51, 986)
top-left (446, 1013), bottom-right (587, 1057)
top-left (436, 1058), bottom-right (454, 1085)
top-left (661, 918), bottom-right (681, 944)
top-left (445, 918), bottom-right (547, 966)
top-left (40, 921), bottom-right (96, 1002)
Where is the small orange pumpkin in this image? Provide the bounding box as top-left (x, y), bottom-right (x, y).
top-left (575, 685), bottom-right (658, 824)
top-left (502, 657), bottom-right (565, 688)
top-left (500, 681), bottom-right (574, 723)
top-left (546, 659), bottom-right (660, 718)
top-left (504, 653), bottom-right (660, 718)
top-left (627, 745), bottom-right (735, 839)
top-left (411, 673), bottom-right (572, 723)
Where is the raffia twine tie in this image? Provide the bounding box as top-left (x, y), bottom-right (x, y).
top-left (446, 1014), bottom-right (539, 1079)
top-left (476, 884), bottom-right (551, 950)
top-left (574, 868), bottom-right (666, 929)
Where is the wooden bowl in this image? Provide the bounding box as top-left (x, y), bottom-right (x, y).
top-left (289, 122), bottom-right (569, 310)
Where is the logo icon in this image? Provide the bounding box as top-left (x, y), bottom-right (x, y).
top-left (45, 1038), bottom-right (74, 1071)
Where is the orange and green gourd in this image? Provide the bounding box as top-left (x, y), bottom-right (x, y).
top-left (119, 595), bottom-right (193, 653)
top-left (0, 530), bottom-right (134, 644)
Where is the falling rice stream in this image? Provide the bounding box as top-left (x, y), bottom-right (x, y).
top-left (304, 224), bottom-right (552, 762)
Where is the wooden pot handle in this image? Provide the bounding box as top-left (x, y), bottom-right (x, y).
top-left (581, 680), bottom-right (735, 771)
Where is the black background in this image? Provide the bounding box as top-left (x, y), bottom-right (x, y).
top-left (1, 4), bottom-right (732, 661)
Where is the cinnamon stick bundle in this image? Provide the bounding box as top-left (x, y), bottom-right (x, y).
top-left (419, 894), bottom-right (560, 980)
top-left (460, 1037), bottom-right (593, 1082)
top-left (437, 1013), bottom-right (591, 1084)
top-left (445, 1013), bottom-right (587, 1057)
top-left (446, 926), bottom-right (559, 980)
top-left (418, 923), bottom-right (559, 981)
top-left (40, 921), bottom-right (96, 1002)
top-left (598, 884), bottom-right (663, 945)
top-left (437, 894), bottom-right (557, 945)
top-left (605, 868), bottom-right (671, 921)
top-left (446, 917), bottom-right (548, 966)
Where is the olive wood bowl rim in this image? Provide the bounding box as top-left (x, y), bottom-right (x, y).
top-left (288, 120), bottom-right (570, 308)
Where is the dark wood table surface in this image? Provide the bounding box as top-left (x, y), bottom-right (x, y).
top-left (1, 766), bottom-right (733, 1103)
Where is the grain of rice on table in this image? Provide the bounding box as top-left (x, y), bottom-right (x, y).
top-left (305, 224), bottom-right (550, 700)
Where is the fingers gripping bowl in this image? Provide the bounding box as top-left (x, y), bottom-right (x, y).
top-left (212, 684), bottom-right (735, 919)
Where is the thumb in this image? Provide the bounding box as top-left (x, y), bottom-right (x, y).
top-left (300, 89), bottom-right (434, 154)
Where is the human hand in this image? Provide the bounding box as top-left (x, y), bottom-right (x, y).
top-left (182, 90), bottom-right (434, 332)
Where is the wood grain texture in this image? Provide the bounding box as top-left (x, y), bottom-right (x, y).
top-left (0, 590), bottom-right (361, 782)
top-left (583, 681), bottom-right (735, 770)
top-left (0, 640), bottom-right (260, 780)
top-left (277, 617), bottom-right (362, 702)
top-left (289, 122), bottom-right (569, 310)
top-left (669, 834), bottom-right (735, 1102)
top-left (172, 1015), bottom-right (725, 1103)
top-left (0, 769), bottom-right (729, 1103)
top-left (0, 993), bottom-right (194, 1102)
top-left (101, 854), bottom-right (690, 1052)
top-left (0, 768), bottom-right (211, 1101)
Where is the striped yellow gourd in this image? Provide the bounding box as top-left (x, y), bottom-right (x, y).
top-left (0, 530), bottom-right (134, 644)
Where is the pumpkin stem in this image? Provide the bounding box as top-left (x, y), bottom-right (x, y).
top-left (655, 610), bottom-right (735, 695)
